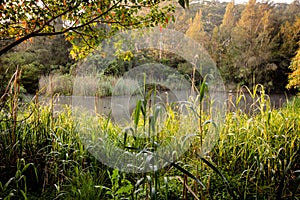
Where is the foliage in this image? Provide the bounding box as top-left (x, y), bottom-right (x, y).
top-left (0, 72), bottom-right (300, 199)
top-left (228, 0), bottom-right (274, 88)
top-left (1, 0), bottom-right (300, 94)
top-left (166, 0), bottom-right (300, 92)
top-left (0, 36), bottom-right (74, 95)
top-left (39, 73), bottom-right (74, 96)
top-left (0, 0), bottom-right (181, 59)
top-left (0, 91), bottom-right (108, 199)
top-left (103, 169), bottom-right (133, 199)
top-left (287, 39), bottom-right (300, 91)
top-left (0, 158), bottom-right (38, 199)
top-left (186, 9), bottom-right (209, 46)
top-left (211, 85), bottom-right (300, 199)
top-left (2, 1), bottom-right (300, 198)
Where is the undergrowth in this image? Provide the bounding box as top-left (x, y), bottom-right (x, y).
top-left (0, 71), bottom-right (299, 199)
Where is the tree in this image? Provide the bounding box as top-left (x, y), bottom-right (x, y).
top-left (219, 1), bottom-right (236, 42)
top-left (216, 1), bottom-right (237, 85)
top-left (270, 10), bottom-right (300, 91)
top-left (0, 35), bottom-right (74, 94)
top-left (186, 9), bottom-right (209, 46)
top-left (231, 0), bottom-right (276, 90)
top-left (287, 41), bottom-right (300, 91)
top-left (0, 0), bottom-right (187, 59)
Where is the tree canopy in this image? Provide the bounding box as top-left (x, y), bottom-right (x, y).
top-left (1, 0), bottom-right (300, 94)
top-left (0, 0), bottom-right (189, 59)
top-left (287, 39), bottom-right (300, 90)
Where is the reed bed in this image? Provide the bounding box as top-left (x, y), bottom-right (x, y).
top-left (0, 76), bottom-right (299, 199)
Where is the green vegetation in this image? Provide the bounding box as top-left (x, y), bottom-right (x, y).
top-left (1, 0), bottom-right (300, 199)
top-left (0, 0), bottom-right (181, 58)
top-left (2, 0), bottom-right (300, 96)
top-left (287, 38), bottom-right (300, 91)
top-left (167, 0), bottom-right (300, 92)
top-left (1, 72), bottom-right (299, 199)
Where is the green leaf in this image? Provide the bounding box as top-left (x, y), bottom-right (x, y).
top-left (199, 76), bottom-right (207, 103)
top-left (4, 177), bottom-right (15, 188)
top-left (134, 99), bottom-right (142, 129)
top-left (200, 157), bottom-right (237, 200)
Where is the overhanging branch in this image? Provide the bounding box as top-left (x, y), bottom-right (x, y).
top-left (0, 0), bottom-right (122, 56)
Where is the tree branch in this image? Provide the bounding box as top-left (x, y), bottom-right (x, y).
top-left (0, 0), bottom-right (122, 56)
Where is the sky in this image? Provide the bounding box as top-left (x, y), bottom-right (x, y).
top-left (225, 0), bottom-right (294, 3)
top-left (191, 0), bottom-right (295, 4)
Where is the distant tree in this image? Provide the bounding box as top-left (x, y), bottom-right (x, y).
top-left (186, 9), bottom-right (209, 46)
top-left (165, 0), bottom-right (300, 92)
top-left (279, 0), bottom-right (300, 23)
top-left (200, 1), bottom-right (226, 33)
top-left (231, 0), bottom-right (276, 90)
top-left (209, 26), bottom-right (220, 62)
top-left (33, 35), bottom-right (74, 74)
top-left (216, 1), bottom-right (237, 85)
top-left (287, 42), bottom-right (300, 91)
top-left (219, 1), bottom-right (236, 45)
top-left (271, 12), bottom-right (300, 91)
top-left (0, 49), bottom-right (41, 93)
top-left (220, 1), bottom-right (235, 30)
top-left (0, 35), bottom-right (74, 94)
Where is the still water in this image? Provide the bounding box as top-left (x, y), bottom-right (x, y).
top-left (48, 90), bottom-right (290, 121)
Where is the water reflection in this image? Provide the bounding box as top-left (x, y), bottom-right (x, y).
top-left (50, 90), bottom-right (291, 119)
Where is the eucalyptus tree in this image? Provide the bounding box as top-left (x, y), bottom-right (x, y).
top-left (230, 0), bottom-right (276, 89)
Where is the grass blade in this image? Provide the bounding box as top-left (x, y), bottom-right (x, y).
top-left (199, 156), bottom-right (237, 200)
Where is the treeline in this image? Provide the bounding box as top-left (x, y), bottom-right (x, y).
top-left (0, 35), bottom-right (74, 95)
top-left (170, 0), bottom-right (300, 92)
top-left (1, 0), bottom-right (300, 95)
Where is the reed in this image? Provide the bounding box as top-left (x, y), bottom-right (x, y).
top-left (0, 73), bottom-right (299, 199)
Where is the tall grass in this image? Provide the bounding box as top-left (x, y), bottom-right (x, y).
top-left (197, 85), bottom-right (300, 199)
top-left (1, 73), bottom-right (108, 199)
top-left (39, 74), bottom-right (139, 97)
top-left (1, 73), bottom-right (299, 199)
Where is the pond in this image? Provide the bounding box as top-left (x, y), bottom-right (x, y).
top-left (46, 90), bottom-right (291, 121)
